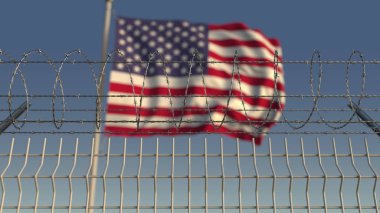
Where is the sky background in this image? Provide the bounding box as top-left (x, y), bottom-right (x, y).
top-left (1, 0), bottom-right (380, 211)
top-left (1, 0), bottom-right (379, 137)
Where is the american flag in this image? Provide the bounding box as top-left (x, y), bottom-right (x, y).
top-left (105, 17), bottom-right (285, 144)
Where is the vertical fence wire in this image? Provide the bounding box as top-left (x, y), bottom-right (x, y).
top-left (349, 139), bottom-right (362, 213)
top-left (301, 138), bottom-right (311, 213)
top-left (367, 138), bottom-right (380, 213)
top-left (51, 138), bottom-right (62, 213)
top-left (334, 138), bottom-right (346, 213)
top-left (85, 138), bottom-right (95, 213)
top-left (102, 139), bottom-right (111, 213)
top-left (154, 138), bottom-right (158, 213)
top-left (253, 139), bottom-right (260, 213)
top-left (221, 138), bottom-right (225, 213)
top-left (269, 139), bottom-right (276, 213)
top-left (285, 138), bottom-right (294, 213)
top-left (0, 138), bottom-right (14, 213)
top-left (237, 139), bottom-right (243, 213)
top-left (188, 137), bottom-right (191, 213)
top-left (204, 138), bottom-right (208, 213)
top-left (120, 138), bottom-right (126, 213)
top-left (137, 138), bottom-right (143, 213)
top-left (16, 138), bottom-right (30, 213)
top-left (33, 138), bottom-right (46, 213)
top-left (316, 138), bottom-right (328, 213)
top-left (68, 139), bottom-right (78, 213)
top-left (171, 138), bottom-right (175, 213)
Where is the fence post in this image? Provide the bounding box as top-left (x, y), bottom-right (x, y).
top-left (89, 0), bottom-right (113, 212)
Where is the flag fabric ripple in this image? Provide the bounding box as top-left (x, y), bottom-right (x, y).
top-left (105, 16), bottom-right (285, 144)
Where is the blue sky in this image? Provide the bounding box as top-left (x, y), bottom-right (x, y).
top-left (2, 0), bottom-right (380, 58)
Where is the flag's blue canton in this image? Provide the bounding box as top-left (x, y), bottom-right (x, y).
top-left (114, 17), bottom-right (209, 77)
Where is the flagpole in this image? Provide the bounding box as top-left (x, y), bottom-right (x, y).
top-left (89, 0), bottom-right (113, 212)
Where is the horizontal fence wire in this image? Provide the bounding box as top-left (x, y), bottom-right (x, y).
top-left (0, 137), bottom-right (379, 211)
top-left (0, 49), bottom-right (380, 135)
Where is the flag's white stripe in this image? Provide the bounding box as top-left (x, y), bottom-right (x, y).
top-left (209, 29), bottom-right (281, 53)
top-left (209, 43), bottom-right (276, 60)
top-left (207, 62), bottom-right (285, 85)
top-left (106, 113), bottom-right (271, 133)
top-left (107, 91), bottom-right (284, 115)
top-left (106, 103), bottom-right (280, 122)
top-left (109, 71), bottom-right (285, 96)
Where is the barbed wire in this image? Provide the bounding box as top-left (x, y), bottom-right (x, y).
top-left (2, 107), bottom-right (380, 112)
top-left (1, 49), bottom-right (379, 135)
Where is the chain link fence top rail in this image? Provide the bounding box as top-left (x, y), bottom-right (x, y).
top-left (1, 49), bottom-right (380, 212)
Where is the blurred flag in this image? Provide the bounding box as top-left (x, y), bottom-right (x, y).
top-left (105, 16), bottom-right (285, 144)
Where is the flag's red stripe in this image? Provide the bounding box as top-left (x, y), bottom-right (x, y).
top-left (109, 83), bottom-right (284, 107)
top-left (104, 125), bottom-right (271, 144)
top-left (253, 30), bottom-right (281, 47)
top-left (208, 51), bottom-right (283, 71)
top-left (208, 22), bottom-right (281, 47)
top-left (209, 22), bottom-right (250, 30)
top-left (107, 104), bottom-right (283, 125)
top-left (268, 38), bottom-right (281, 47)
top-left (209, 39), bottom-right (278, 56)
top-left (207, 67), bottom-right (285, 91)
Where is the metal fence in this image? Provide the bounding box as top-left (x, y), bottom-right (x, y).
top-left (1, 50), bottom-right (380, 212)
top-left (0, 137), bottom-right (380, 212)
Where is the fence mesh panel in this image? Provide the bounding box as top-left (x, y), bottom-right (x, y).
top-left (0, 137), bottom-right (379, 212)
